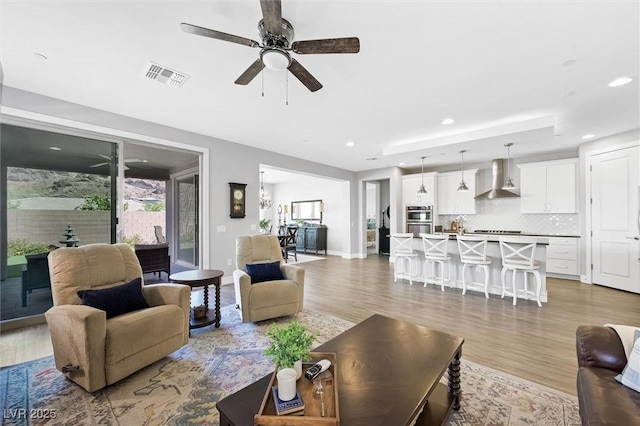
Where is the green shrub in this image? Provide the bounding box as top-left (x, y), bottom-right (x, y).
top-left (7, 199), bottom-right (21, 209)
top-left (76, 194), bottom-right (111, 211)
top-left (8, 239), bottom-right (51, 257)
top-left (143, 201), bottom-right (165, 212)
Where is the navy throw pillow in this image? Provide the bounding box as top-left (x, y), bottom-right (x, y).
top-left (77, 277), bottom-right (150, 319)
top-left (245, 261), bottom-right (285, 284)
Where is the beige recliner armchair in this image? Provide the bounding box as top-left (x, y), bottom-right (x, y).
top-left (45, 243), bottom-right (190, 392)
top-left (233, 235), bottom-right (304, 323)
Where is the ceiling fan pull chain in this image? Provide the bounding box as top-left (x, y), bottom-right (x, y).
top-left (261, 69), bottom-right (265, 97)
top-left (286, 71), bottom-right (289, 106)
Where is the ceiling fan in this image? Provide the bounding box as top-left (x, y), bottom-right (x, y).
top-left (90, 154), bottom-right (147, 171)
top-left (181, 0), bottom-right (360, 92)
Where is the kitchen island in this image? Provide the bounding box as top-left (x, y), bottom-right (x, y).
top-left (394, 234), bottom-right (549, 304)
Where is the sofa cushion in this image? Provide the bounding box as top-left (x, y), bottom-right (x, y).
top-left (105, 304), bottom-right (184, 366)
top-left (246, 261), bottom-right (285, 284)
top-left (249, 280), bottom-right (299, 309)
top-left (616, 330), bottom-right (640, 393)
top-left (77, 277), bottom-right (149, 319)
top-left (577, 366), bottom-right (640, 425)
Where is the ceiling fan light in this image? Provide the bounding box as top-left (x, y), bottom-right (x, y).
top-left (261, 49), bottom-right (290, 70)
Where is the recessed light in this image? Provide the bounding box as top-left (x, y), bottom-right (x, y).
top-left (49, 146), bottom-right (61, 151)
top-left (346, 141), bottom-right (355, 147)
top-left (398, 162), bottom-right (405, 166)
top-left (582, 134), bottom-right (595, 140)
top-left (441, 118), bottom-right (455, 125)
top-left (608, 77), bottom-right (633, 87)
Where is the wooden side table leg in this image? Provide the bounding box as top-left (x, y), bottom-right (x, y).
top-left (215, 282), bottom-right (221, 327)
top-left (448, 348), bottom-right (462, 411)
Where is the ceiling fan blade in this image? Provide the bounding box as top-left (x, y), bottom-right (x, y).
top-left (291, 37), bottom-right (360, 54)
top-left (288, 59), bottom-right (322, 92)
top-left (90, 162), bottom-right (108, 168)
top-left (234, 59), bottom-right (266, 85)
top-left (260, 0), bottom-right (282, 35)
top-left (181, 23), bottom-right (259, 48)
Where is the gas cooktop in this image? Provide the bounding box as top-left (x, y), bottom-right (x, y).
top-left (472, 230), bottom-right (522, 234)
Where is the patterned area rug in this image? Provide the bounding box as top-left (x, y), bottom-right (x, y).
top-left (0, 305), bottom-right (579, 425)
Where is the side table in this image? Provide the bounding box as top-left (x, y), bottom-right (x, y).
top-left (169, 269), bottom-right (224, 329)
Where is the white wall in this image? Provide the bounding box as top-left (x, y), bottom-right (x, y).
top-left (265, 176), bottom-right (348, 256)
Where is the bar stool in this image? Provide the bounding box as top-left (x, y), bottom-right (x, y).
top-left (420, 233), bottom-right (452, 291)
top-left (457, 235), bottom-right (491, 298)
top-left (390, 233), bottom-right (419, 285)
top-left (499, 236), bottom-right (542, 307)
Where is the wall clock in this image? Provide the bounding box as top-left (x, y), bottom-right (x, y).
top-left (229, 182), bottom-right (246, 218)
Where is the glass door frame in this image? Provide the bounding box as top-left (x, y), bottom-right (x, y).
top-left (172, 168), bottom-right (200, 268)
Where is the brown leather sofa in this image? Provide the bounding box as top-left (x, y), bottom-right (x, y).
top-left (576, 325), bottom-right (640, 425)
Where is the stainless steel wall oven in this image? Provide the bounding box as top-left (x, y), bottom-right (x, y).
top-left (406, 205), bottom-right (433, 236)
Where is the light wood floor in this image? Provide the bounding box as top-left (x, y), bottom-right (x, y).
top-left (2, 255), bottom-right (639, 396)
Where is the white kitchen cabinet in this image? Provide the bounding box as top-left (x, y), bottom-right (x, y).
top-left (436, 169), bottom-right (477, 215)
top-left (546, 237), bottom-right (579, 277)
top-left (402, 172), bottom-right (436, 205)
top-left (518, 159), bottom-right (577, 213)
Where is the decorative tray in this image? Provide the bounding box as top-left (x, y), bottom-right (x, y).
top-left (254, 352), bottom-right (340, 425)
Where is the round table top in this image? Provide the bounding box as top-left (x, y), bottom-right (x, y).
top-left (169, 269), bottom-right (224, 285)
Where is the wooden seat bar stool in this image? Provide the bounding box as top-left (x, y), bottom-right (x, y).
top-left (420, 233), bottom-right (452, 291)
top-left (390, 233), bottom-right (419, 285)
top-left (457, 235), bottom-right (491, 298)
top-left (499, 236), bottom-right (542, 307)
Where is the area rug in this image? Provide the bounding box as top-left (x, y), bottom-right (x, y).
top-left (0, 305), bottom-right (579, 426)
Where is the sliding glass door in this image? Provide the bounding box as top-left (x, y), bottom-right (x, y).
top-left (176, 174), bottom-right (199, 267)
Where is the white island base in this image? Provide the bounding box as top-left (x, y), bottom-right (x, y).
top-left (391, 237), bottom-right (548, 304)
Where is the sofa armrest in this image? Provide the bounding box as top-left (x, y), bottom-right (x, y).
top-left (44, 305), bottom-right (107, 392)
top-left (233, 270), bottom-right (252, 321)
top-left (142, 284), bottom-right (191, 345)
top-left (576, 325), bottom-right (627, 373)
top-left (282, 264), bottom-right (305, 312)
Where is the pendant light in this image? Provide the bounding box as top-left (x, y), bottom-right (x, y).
top-left (457, 150), bottom-right (469, 192)
top-left (259, 171), bottom-right (273, 209)
top-left (502, 143), bottom-right (516, 190)
top-left (417, 156), bottom-right (427, 195)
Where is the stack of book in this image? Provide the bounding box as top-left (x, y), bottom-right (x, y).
top-left (271, 387), bottom-right (305, 416)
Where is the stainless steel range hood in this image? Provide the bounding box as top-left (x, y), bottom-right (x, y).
top-left (475, 159), bottom-right (519, 199)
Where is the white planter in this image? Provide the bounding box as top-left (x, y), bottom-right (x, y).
top-left (276, 368), bottom-right (297, 401)
top-left (293, 359), bottom-right (302, 380)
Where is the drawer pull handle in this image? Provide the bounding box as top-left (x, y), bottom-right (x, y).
top-left (555, 250), bottom-right (568, 254)
top-left (555, 265), bottom-right (569, 269)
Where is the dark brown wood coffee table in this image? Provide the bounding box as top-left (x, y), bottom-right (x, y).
top-left (217, 314), bottom-right (464, 425)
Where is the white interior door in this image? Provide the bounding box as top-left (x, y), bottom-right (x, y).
top-left (591, 144), bottom-right (640, 293)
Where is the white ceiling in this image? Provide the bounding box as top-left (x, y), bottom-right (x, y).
top-left (1, 1), bottom-right (638, 172)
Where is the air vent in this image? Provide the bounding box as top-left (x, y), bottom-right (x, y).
top-left (143, 62), bottom-right (188, 88)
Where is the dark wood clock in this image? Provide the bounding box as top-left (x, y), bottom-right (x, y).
top-left (229, 182), bottom-right (246, 218)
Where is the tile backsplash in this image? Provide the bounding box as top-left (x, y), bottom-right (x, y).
top-left (438, 198), bottom-right (580, 236)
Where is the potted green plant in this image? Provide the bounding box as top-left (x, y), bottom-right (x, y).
top-left (259, 218), bottom-right (271, 233)
top-left (264, 321), bottom-right (315, 380)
